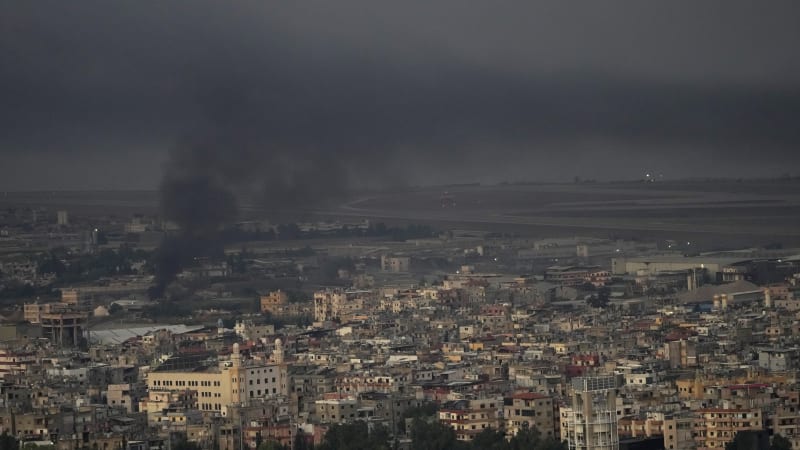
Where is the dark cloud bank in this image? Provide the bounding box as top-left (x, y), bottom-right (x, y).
top-left (3, 1), bottom-right (800, 192)
top-left (3, 1), bottom-right (800, 214)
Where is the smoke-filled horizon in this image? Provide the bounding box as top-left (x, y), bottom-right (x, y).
top-left (2, 1), bottom-right (800, 194)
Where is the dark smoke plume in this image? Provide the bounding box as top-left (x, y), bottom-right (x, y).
top-left (151, 123), bottom-right (359, 296)
top-left (160, 175), bottom-right (239, 236)
top-left (149, 173), bottom-right (238, 297)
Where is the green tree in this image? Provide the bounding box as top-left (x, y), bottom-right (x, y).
top-left (0, 433), bottom-right (19, 450)
top-left (23, 444), bottom-right (55, 450)
top-left (257, 441), bottom-right (288, 450)
top-left (587, 287), bottom-right (611, 308)
top-left (771, 435), bottom-right (791, 450)
top-left (507, 425), bottom-right (567, 450)
top-left (399, 403), bottom-right (439, 433)
top-left (171, 438), bottom-right (202, 450)
top-left (318, 422), bottom-right (391, 450)
top-left (470, 428), bottom-right (508, 450)
top-left (410, 419), bottom-right (466, 450)
top-left (37, 253), bottom-right (66, 277)
top-left (726, 431), bottom-right (768, 450)
top-left (292, 430), bottom-right (311, 450)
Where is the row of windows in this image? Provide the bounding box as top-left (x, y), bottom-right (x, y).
top-left (705, 412), bottom-right (759, 419)
top-left (518, 400), bottom-right (551, 407)
top-left (248, 388), bottom-right (278, 397)
top-left (321, 414), bottom-right (356, 420)
top-left (152, 379), bottom-right (220, 387)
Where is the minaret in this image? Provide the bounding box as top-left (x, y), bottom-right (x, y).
top-left (764, 288), bottom-right (772, 308)
top-left (231, 342), bottom-right (242, 367)
top-left (273, 338), bottom-right (284, 364)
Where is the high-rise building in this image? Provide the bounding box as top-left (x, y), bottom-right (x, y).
top-left (563, 375), bottom-right (620, 450)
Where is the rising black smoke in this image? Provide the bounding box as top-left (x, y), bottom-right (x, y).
top-left (151, 123), bottom-right (360, 296)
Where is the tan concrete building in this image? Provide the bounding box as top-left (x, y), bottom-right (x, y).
top-left (439, 397), bottom-right (504, 441)
top-left (664, 340), bottom-right (697, 369)
top-left (260, 290), bottom-right (289, 315)
top-left (143, 344), bottom-right (287, 417)
top-left (23, 302), bottom-right (49, 324)
top-left (771, 405), bottom-right (800, 450)
top-left (61, 288), bottom-right (89, 308)
top-left (107, 384), bottom-right (136, 413)
top-left (315, 395), bottom-right (359, 424)
top-left (505, 392), bottom-right (556, 438)
top-left (139, 389), bottom-right (198, 425)
top-left (313, 289), bottom-right (368, 322)
top-left (381, 255), bottom-right (410, 273)
top-left (693, 408), bottom-right (763, 450)
top-left (663, 416), bottom-right (695, 450)
top-left (0, 348), bottom-right (36, 379)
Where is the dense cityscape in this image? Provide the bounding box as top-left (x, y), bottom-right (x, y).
top-left (1, 181), bottom-right (800, 450)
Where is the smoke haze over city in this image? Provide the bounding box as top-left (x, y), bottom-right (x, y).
top-left (6, 5), bottom-right (800, 447)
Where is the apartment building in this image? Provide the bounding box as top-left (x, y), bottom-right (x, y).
top-left (505, 392), bottom-right (556, 438)
top-left (693, 408), bottom-right (763, 450)
top-left (439, 397), bottom-right (504, 441)
top-left (663, 416), bottom-right (694, 450)
top-left (260, 290), bottom-right (289, 315)
top-left (315, 395), bottom-right (359, 424)
top-left (313, 289), bottom-right (368, 322)
top-left (0, 348), bottom-right (36, 379)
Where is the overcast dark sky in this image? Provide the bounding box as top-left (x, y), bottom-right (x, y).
top-left (1, 1), bottom-right (800, 190)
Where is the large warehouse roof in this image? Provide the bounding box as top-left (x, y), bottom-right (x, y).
top-left (89, 324), bottom-right (205, 345)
